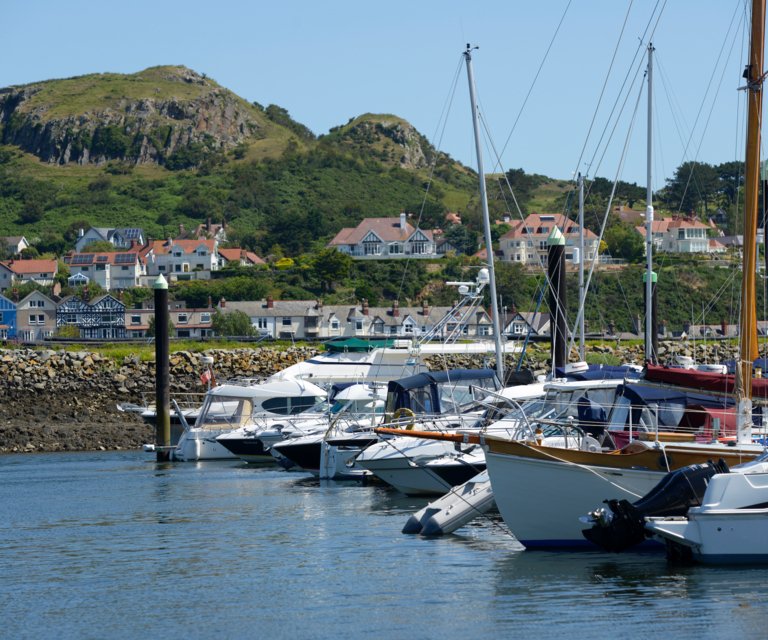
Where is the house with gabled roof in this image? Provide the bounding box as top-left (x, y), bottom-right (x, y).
top-left (63, 251), bottom-right (144, 291)
top-left (498, 213), bottom-right (599, 266)
top-left (56, 294), bottom-right (126, 339)
top-left (217, 248), bottom-right (266, 268)
top-left (145, 238), bottom-right (218, 281)
top-left (328, 213), bottom-right (439, 259)
top-left (0, 258), bottom-right (58, 291)
top-left (502, 311), bottom-right (551, 339)
top-left (1, 236), bottom-right (30, 257)
top-left (16, 290), bottom-right (57, 342)
top-left (634, 217), bottom-right (712, 253)
top-left (74, 227), bottom-right (145, 253)
top-left (218, 297), bottom-right (494, 340)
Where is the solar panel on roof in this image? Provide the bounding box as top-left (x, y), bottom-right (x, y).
top-left (114, 253), bottom-right (135, 264)
top-left (122, 228), bottom-right (142, 239)
top-left (70, 254), bottom-right (93, 265)
top-left (96, 255), bottom-right (108, 262)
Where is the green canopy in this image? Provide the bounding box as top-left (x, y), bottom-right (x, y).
top-left (324, 337), bottom-right (399, 352)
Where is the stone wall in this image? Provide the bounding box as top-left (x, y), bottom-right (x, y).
top-left (0, 340), bottom-right (743, 453)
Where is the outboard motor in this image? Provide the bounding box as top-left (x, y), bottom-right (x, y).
top-left (581, 459), bottom-right (730, 552)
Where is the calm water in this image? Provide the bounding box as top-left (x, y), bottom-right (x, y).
top-left (1, 451), bottom-right (766, 639)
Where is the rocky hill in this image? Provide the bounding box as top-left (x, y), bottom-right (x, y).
top-left (0, 66), bottom-right (284, 167)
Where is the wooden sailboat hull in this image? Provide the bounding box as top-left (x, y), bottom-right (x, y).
top-left (483, 437), bottom-right (762, 548)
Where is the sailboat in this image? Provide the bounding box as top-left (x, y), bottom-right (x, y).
top-left (480, 31), bottom-right (768, 549)
top-left (598, 0), bottom-right (768, 564)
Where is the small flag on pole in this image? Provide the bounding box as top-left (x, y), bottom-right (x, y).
top-left (200, 369), bottom-right (212, 385)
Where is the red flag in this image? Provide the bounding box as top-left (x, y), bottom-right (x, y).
top-left (200, 369), bottom-right (212, 385)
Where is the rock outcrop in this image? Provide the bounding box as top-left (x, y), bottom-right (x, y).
top-left (0, 66), bottom-right (264, 167)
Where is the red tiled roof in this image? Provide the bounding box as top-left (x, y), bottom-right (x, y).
top-left (328, 217), bottom-right (434, 246)
top-left (2, 259), bottom-right (58, 275)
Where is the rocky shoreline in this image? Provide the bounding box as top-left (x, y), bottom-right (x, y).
top-left (0, 340), bottom-right (741, 454)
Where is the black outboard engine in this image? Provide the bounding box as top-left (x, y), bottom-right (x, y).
top-left (581, 459), bottom-right (730, 552)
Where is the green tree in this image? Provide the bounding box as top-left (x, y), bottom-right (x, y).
top-left (603, 220), bottom-right (645, 262)
top-left (310, 247), bottom-right (352, 292)
top-left (212, 309), bottom-right (256, 337)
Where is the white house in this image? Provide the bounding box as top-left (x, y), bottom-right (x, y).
top-left (64, 251), bottom-right (144, 291)
top-left (499, 213), bottom-right (599, 265)
top-left (328, 213), bottom-right (439, 259)
top-left (74, 227), bottom-right (145, 253)
top-left (0, 259), bottom-right (58, 291)
top-left (144, 238), bottom-right (218, 280)
top-left (634, 218), bottom-right (712, 253)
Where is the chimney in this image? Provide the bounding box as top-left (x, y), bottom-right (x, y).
top-left (399, 212), bottom-right (407, 231)
top-left (78, 228), bottom-right (84, 238)
top-left (207, 295), bottom-right (212, 309)
top-left (421, 300), bottom-right (429, 316)
top-left (362, 299), bottom-right (369, 316)
top-left (219, 297), bottom-right (226, 308)
top-left (179, 223), bottom-right (185, 235)
top-left (266, 296), bottom-right (274, 309)
top-left (392, 300), bottom-right (399, 317)
top-left (316, 299), bottom-right (323, 310)
top-left (207, 217), bottom-right (212, 232)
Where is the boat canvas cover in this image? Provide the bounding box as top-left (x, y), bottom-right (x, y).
top-left (385, 368), bottom-right (498, 414)
top-left (554, 364), bottom-right (640, 381)
top-left (644, 363), bottom-right (768, 400)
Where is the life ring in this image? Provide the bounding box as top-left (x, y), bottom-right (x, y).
top-left (393, 407), bottom-right (416, 430)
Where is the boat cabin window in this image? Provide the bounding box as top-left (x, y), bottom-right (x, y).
top-left (197, 396), bottom-right (254, 430)
top-left (262, 395), bottom-right (325, 416)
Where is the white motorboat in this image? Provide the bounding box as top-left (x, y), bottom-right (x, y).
top-left (644, 454), bottom-right (768, 564)
top-left (267, 383), bottom-right (386, 477)
top-left (171, 378), bottom-right (328, 461)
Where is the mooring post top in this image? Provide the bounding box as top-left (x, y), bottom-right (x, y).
top-left (547, 227), bottom-right (565, 246)
top-left (153, 274), bottom-right (168, 290)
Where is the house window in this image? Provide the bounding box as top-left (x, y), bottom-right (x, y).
top-left (196, 264), bottom-right (205, 270)
top-left (158, 265), bottom-right (166, 272)
top-left (121, 266), bottom-right (129, 272)
top-left (282, 317), bottom-right (292, 326)
top-left (355, 320), bottom-right (363, 331)
top-left (479, 326), bottom-right (491, 336)
top-left (389, 244), bottom-right (403, 255)
top-left (363, 241), bottom-right (381, 255)
top-left (403, 324), bottom-right (413, 334)
top-left (255, 318), bottom-right (268, 329)
top-left (200, 313), bottom-right (211, 323)
top-left (131, 315), bottom-right (141, 325)
top-left (177, 313), bottom-right (188, 324)
top-left (175, 264), bottom-right (182, 272)
top-left (410, 241), bottom-right (428, 255)
top-left (331, 320), bottom-right (340, 330)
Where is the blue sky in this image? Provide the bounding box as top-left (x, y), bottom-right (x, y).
top-left (3, 1), bottom-right (756, 188)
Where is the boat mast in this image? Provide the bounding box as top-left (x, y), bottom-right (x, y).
top-left (463, 45), bottom-right (505, 384)
top-left (736, 0), bottom-right (765, 443)
top-left (578, 173), bottom-right (585, 361)
top-left (644, 43), bottom-right (655, 364)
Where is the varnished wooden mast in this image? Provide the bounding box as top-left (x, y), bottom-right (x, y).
top-left (737, 0), bottom-right (765, 440)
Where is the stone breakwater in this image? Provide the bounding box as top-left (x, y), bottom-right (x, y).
top-left (0, 340), bottom-right (741, 454)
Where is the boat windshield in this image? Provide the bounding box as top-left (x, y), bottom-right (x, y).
top-left (196, 396), bottom-right (254, 430)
